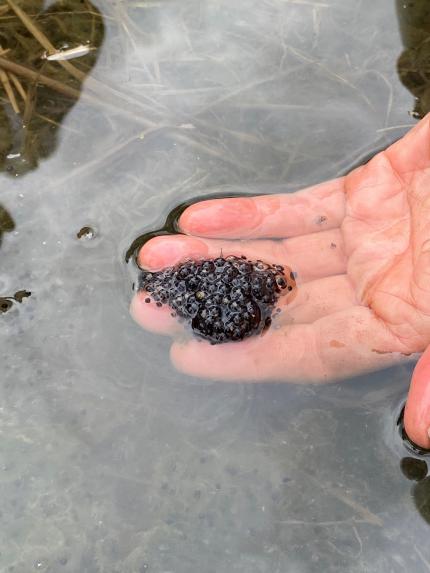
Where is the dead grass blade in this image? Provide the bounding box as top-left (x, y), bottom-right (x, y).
top-left (9, 72), bottom-right (27, 102)
top-left (0, 69), bottom-right (19, 113)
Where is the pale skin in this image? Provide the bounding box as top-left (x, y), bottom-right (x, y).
top-left (131, 114), bottom-right (430, 449)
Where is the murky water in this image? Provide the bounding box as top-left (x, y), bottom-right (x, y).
top-left (2, 0), bottom-right (430, 571)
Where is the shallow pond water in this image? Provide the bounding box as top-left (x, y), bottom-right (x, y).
top-left (2, 0), bottom-right (430, 571)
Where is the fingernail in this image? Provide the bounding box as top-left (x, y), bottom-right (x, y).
top-left (140, 236), bottom-right (206, 270)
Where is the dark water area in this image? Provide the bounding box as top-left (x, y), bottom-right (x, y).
top-left (2, 1), bottom-right (430, 571)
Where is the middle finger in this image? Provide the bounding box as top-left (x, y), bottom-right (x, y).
top-left (138, 228), bottom-right (346, 282)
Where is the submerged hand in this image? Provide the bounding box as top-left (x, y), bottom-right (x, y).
top-left (132, 114), bottom-right (430, 448)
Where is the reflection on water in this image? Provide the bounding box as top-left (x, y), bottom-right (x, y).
top-left (0, 204), bottom-right (28, 313)
top-left (400, 457), bottom-right (428, 482)
top-left (0, 202), bottom-right (14, 246)
top-left (0, 0), bottom-right (104, 176)
top-left (397, 0), bottom-right (430, 118)
top-left (2, 0), bottom-right (430, 571)
top-left (400, 456), bottom-right (430, 526)
top-left (413, 478), bottom-right (430, 525)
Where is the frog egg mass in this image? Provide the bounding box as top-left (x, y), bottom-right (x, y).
top-left (138, 256), bottom-right (295, 344)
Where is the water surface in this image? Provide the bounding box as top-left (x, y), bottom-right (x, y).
top-left (1, 1), bottom-right (430, 571)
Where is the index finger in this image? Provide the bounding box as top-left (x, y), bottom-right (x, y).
top-left (179, 178), bottom-right (346, 240)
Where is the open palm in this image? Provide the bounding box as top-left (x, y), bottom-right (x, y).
top-left (132, 115), bottom-right (430, 446)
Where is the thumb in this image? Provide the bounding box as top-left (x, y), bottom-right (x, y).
top-left (404, 345), bottom-right (430, 449)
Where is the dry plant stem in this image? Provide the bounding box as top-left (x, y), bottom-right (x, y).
top-left (5, 0), bottom-right (163, 119)
top-left (0, 59), bottom-right (258, 171)
top-left (53, 128), bottom-right (166, 186)
top-left (35, 111), bottom-right (80, 133)
top-left (0, 56), bottom-right (156, 130)
top-left (5, 0), bottom-right (113, 101)
top-left (22, 81), bottom-right (36, 127)
top-left (5, 0), bottom-right (57, 56)
top-left (0, 57), bottom-right (162, 137)
top-left (0, 69), bottom-right (19, 113)
top-left (0, 6), bottom-right (255, 170)
top-left (5, 0), bottom-right (86, 83)
top-left (9, 72), bottom-right (27, 102)
top-left (0, 56), bottom-right (81, 99)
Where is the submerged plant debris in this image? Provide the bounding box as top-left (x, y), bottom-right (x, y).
top-left (0, 289), bottom-right (31, 313)
top-left (76, 225), bottom-right (96, 240)
top-left (397, 0), bottom-right (430, 118)
top-left (138, 256), bottom-right (295, 344)
top-left (0, 0), bottom-right (104, 176)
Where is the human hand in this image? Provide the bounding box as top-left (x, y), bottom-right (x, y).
top-left (132, 115), bottom-right (430, 448)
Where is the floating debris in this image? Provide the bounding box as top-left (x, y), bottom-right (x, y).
top-left (0, 298), bottom-right (13, 313)
top-left (77, 226), bottom-right (96, 240)
top-left (0, 290), bottom-right (31, 313)
top-left (43, 44), bottom-right (94, 61)
top-left (13, 289), bottom-right (31, 302)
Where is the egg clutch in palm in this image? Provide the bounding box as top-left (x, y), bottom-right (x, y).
top-left (138, 255), bottom-right (296, 344)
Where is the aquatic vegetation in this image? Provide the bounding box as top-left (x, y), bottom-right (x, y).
top-left (397, 0), bottom-right (430, 118)
top-left (0, 289), bottom-right (31, 313)
top-left (0, 0), bottom-right (104, 176)
top-left (139, 256), bottom-right (295, 344)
